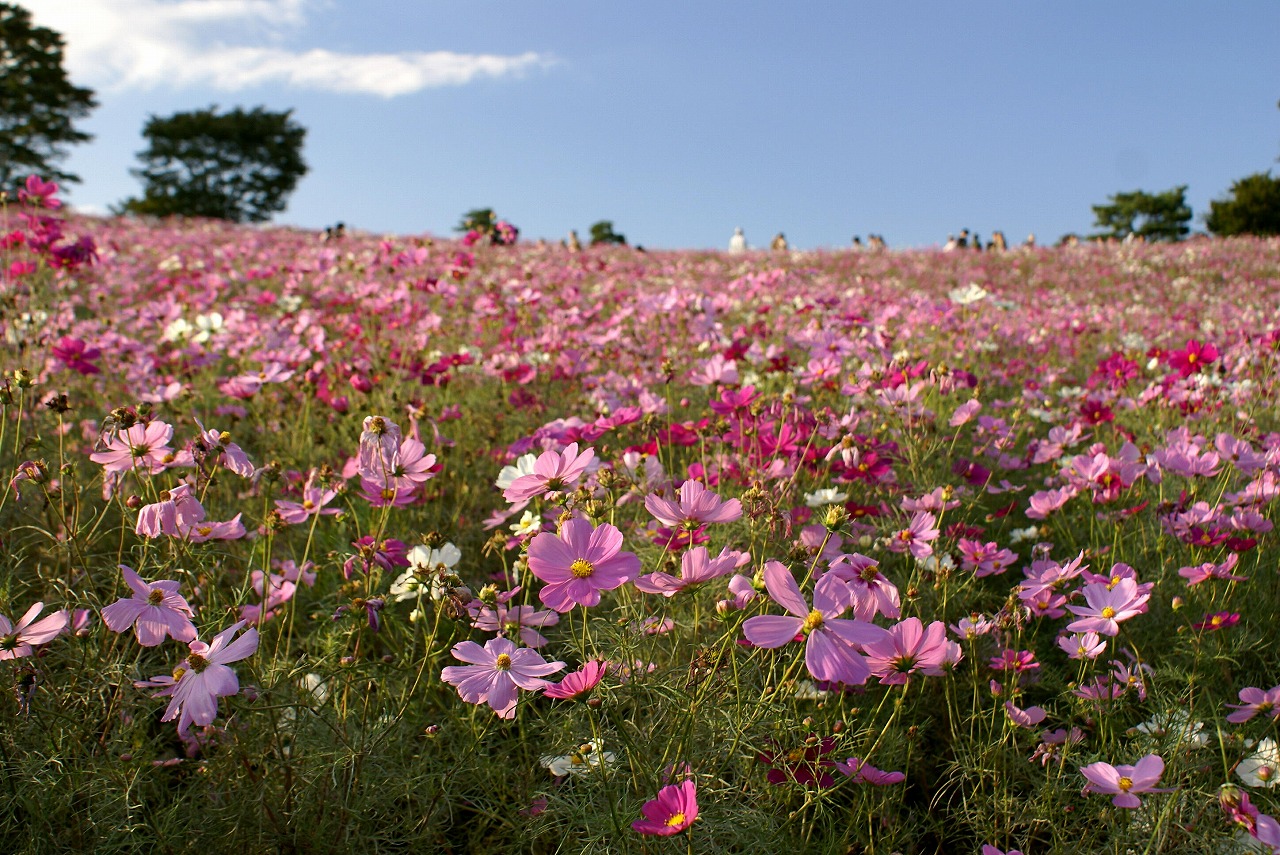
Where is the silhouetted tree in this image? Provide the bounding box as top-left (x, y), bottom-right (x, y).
top-left (1091, 186), bottom-right (1191, 242)
top-left (1206, 172), bottom-right (1280, 237)
top-left (0, 2), bottom-right (97, 189)
top-left (589, 220), bottom-right (627, 246)
top-left (120, 106), bottom-right (307, 222)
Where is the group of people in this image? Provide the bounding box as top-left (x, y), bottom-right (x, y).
top-left (942, 228), bottom-right (1036, 252)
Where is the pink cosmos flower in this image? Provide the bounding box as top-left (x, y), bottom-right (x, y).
top-left (357, 415), bottom-right (402, 483)
top-left (633, 545), bottom-right (745, 596)
top-left (180, 513), bottom-right (246, 542)
top-left (833, 757), bottom-right (906, 785)
top-left (543, 660), bottom-right (608, 700)
top-left (1065, 577), bottom-right (1149, 636)
top-left (469, 590), bottom-right (560, 648)
top-left (825, 553), bottom-right (901, 621)
top-left (982, 847), bottom-right (1025, 855)
top-left (157, 621), bottom-right (259, 736)
top-left (20, 174), bottom-right (61, 208)
top-left (644, 479), bottom-right (742, 528)
top-left (51, 336), bottom-right (101, 375)
top-left (135, 483), bottom-right (205, 538)
top-left (1178, 553), bottom-right (1246, 586)
top-left (239, 569), bottom-right (298, 625)
top-left (101, 565), bottom-right (198, 646)
top-left (0, 602), bottom-right (68, 660)
top-left (1004, 701), bottom-right (1047, 728)
top-left (440, 636), bottom-right (564, 719)
top-left (193, 420), bottom-right (254, 477)
top-left (631, 779), bottom-right (698, 836)
top-left (742, 561), bottom-right (886, 685)
top-left (1227, 686), bottom-right (1280, 724)
top-left (862, 617), bottom-right (955, 685)
top-left (503, 442), bottom-right (595, 503)
top-left (1193, 611), bottom-right (1240, 632)
top-left (885, 511), bottom-right (939, 561)
top-left (1080, 754), bottom-right (1167, 808)
top-left (275, 469), bottom-right (342, 524)
top-left (526, 518), bottom-right (641, 612)
top-left (1058, 631), bottom-right (1106, 660)
top-left (90, 420), bottom-right (175, 474)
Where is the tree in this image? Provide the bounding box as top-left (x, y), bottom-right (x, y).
top-left (0, 3), bottom-right (97, 190)
top-left (456, 208), bottom-right (496, 235)
top-left (1090, 185), bottom-right (1191, 242)
top-left (120, 106), bottom-right (307, 223)
top-left (1205, 172), bottom-right (1280, 237)
top-left (589, 220), bottom-right (627, 246)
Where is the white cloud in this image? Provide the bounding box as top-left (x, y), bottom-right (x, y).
top-left (23, 0), bottom-right (550, 97)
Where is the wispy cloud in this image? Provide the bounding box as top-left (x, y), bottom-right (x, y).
top-left (24, 0), bottom-right (551, 97)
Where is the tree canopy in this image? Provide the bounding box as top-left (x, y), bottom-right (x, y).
top-left (0, 2), bottom-right (97, 190)
top-left (120, 106), bottom-right (307, 223)
top-left (589, 220), bottom-right (627, 246)
top-left (1090, 186), bottom-right (1192, 243)
top-left (1205, 172), bottom-right (1280, 238)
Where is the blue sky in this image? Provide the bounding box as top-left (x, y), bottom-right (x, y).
top-left (24, 1), bottom-right (1280, 249)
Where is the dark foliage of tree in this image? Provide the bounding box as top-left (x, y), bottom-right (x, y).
top-left (0, 2), bottom-right (97, 189)
top-left (120, 106), bottom-right (308, 223)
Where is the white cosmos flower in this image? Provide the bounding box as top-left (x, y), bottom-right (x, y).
top-left (1238, 738), bottom-right (1280, 788)
top-left (948, 282), bottom-right (990, 306)
top-left (495, 453), bottom-right (538, 491)
top-left (804, 487), bottom-right (849, 507)
top-left (540, 741), bottom-right (616, 777)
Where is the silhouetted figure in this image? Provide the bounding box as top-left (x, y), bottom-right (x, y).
top-left (728, 227), bottom-right (747, 253)
top-left (972, 233), bottom-right (983, 252)
top-left (990, 231), bottom-right (1008, 252)
top-left (323, 222), bottom-right (345, 242)
top-left (851, 235), bottom-right (864, 250)
top-left (957, 228), bottom-right (970, 249)
top-left (868, 234), bottom-right (887, 251)
top-left (943, 234), bottom-right (958, 252)
top-left (771, 232), bottom-right (788, 251)
top-left (567, 230), bottom-right (582, 252)
top-left (1023, 233), bottom-right (1036, 248)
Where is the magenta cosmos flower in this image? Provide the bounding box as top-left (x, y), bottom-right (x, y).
top-left (101, 565), bottom-right (197, 646)
top-left (1227, 686), bottom-right (1280, 724)
top-left (502, 442), bottom-right (595, 503)
top-left (543, 660), bottom-right (608, 700)
top-left (157, 621), bottom-right (259, 735)
top-left (1080, 753), bottom-right (1166, 808)
top-left (441, 636), bottom-right (564, 719)
top-left (0, 602), bottom-right (68, 660)
top-left (527, 518), bottom-right (641, 612)
top-left (631, 779), bottom-right (698, 836)
top-left (742, 561), bottom-right (886, 685)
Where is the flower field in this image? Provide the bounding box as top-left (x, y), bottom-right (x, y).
top-left (5, 181), bottom-right (1280, 853)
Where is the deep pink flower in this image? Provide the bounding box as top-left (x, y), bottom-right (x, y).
top-left (1167, 339), bottom-right (1218, 377)
top-left (51, 336), bottom-right (101, 375)
top-left (0, 602), bottom-right (68, 659)
top-left (156, 621), bottom-right (259, 735)
top-left (1193, 611), bottom-right (1240, 632)
top-left (543, 660), bottom-right (608, 700)
top-left (440, 636), bottom-right (563, 718)
top-left (503, 442), bottom-right (595, 503)
top-left (1178, 553), bottom-right (1246, 586)
top-left (527, 518), bottom-right (641, 612)
top-left (101, 565), bottom-right (197, 646)
top-left (885, 511), bottom-right (939, 561)
top-left (742, 561), bottom-right (885, 685)
top-left (1080, 754), bottom-right (1166, 808)
top-left (631, 779), bottom-right (698, 836)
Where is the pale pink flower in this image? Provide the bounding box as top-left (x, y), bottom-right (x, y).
top-left (135, 483), bottom-right (205, 538)
top-left (1080, 754), bottom-right (1167, 808)
top-left (101, 565), bottom-right (197, 646)
top-left (644, 479), bottom-right (742, 527)
top-left (158, 621), bottom-right (259, 735)
top-left (503, 442), bottom-right (595, 503)
top-left (193, 420), bottom-right (254, 477)
top-left (275, 469), bottom-right (342, 524)
top-left (441, 636), bottom-right (563, 718)
top-left (357, 415), bottom-right (402, 483)
top-left (833, 757), bottom-right (906, 785)
top-left (527, 518), bottom-right (640, 612)
top-left (90, 420), bottom-right (175, 474)
top-left (1065, 577), bottom-right (1149, 636)
top-left (742, 561), bottom-right (885, 685)
top-left (634, 545), bottom-right (745, 596)
top-left (1228, 686), bottom-right (1280, 724)
top-left (0, 602), bottom-right (68, 659)
top-left (862, 617), bottom-right (954, 685)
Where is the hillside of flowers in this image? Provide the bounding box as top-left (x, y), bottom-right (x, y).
top-left (4, 177), bottom-right (1280, 853)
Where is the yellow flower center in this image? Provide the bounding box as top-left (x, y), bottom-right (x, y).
top-left (1117, 776), bottom-right (1133, 792)
top-left (1100, 607), bottom-right (1116, 619)
top-left (801, 609), bottom-right (824, 633)
top-left (187, 653), bottom-right (209, 673)
top-left (665, 812), bottom-right (686, 828)
top-left (570, 559), bottom-right (595, 578)
top-left (494, 653), bottom-right (512, 671)
top-left (148, 588), bottom-right (166, 605)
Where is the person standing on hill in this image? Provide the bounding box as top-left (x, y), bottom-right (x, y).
top-left (728, 227), bottom-right (747, 253)
top-left (771, 232), bottom-right (788, 251)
